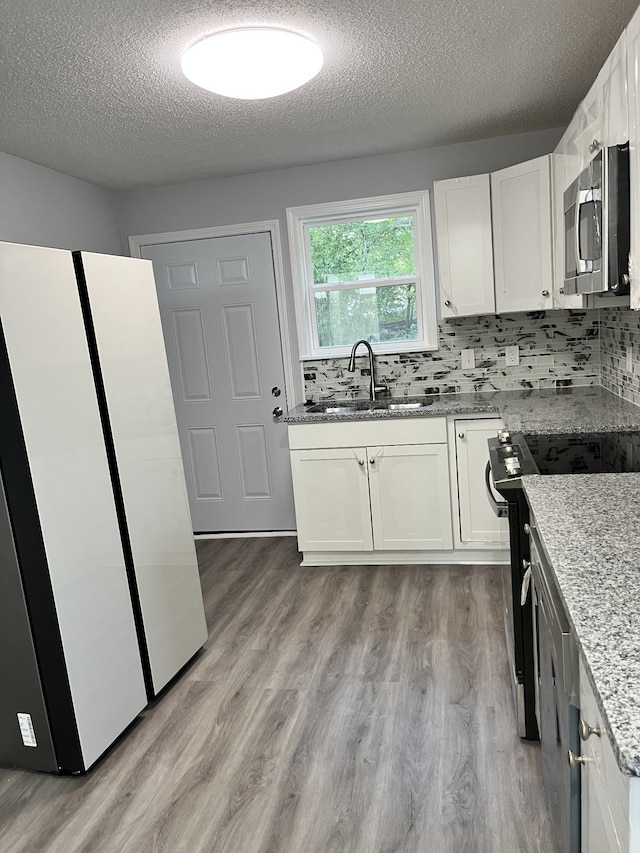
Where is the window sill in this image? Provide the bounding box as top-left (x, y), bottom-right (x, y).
top-left (299, 340), bottom-right (439, 361)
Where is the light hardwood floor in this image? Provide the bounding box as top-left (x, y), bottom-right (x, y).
top-left (0, 538), bottom-right (555, 853)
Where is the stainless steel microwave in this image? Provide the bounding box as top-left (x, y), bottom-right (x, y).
top-left (563, 143), bottom-right (630, 295)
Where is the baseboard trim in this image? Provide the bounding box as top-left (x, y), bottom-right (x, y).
top-left (194, 531), bottom-right (297, 540)
top-left (299, 548), bottom-right (509, 566)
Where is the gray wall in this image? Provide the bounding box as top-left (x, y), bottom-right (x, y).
top-left (117, 128), bottom-right (564, 240)
top-left (116, 126), bottom-right (564, 400)
top-left (0, 151), bottom-right (123, 254)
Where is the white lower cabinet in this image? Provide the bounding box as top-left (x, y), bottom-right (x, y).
top-left (288, 415), bottom-right (509, 564)
top-left (578, 657), bottom-right (640, 852)
top-left (450, 417), bottom-right (508, 548)
top-left (288, 418), bottom-right (453, 558)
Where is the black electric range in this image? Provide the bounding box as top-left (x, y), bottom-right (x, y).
top-left (487, 428), bottom-right (640, 740)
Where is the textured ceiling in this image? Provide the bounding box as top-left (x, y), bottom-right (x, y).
top-left (0, 0), bottom-right (638, 190)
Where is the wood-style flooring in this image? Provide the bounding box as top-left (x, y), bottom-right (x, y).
top-left (0, 538), bottom-right (555, 853)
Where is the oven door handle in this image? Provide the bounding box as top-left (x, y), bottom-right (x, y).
top-left (485, 461), bottom-right (508, 518)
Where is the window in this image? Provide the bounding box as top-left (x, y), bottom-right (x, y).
top-left (287, 191), bottom-right (438, 359)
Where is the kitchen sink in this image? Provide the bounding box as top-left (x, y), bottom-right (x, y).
top-left (306, 399), bottom-right (433, 414)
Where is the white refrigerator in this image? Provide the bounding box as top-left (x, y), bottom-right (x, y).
top-left (0, 242), bottom-right (207, 773)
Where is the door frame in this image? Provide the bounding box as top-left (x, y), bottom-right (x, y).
top-left (128, 219), bottom-right (302, 411)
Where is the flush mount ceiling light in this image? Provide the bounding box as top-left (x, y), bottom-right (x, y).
top-left (181, 27), bottom-right (323, 100)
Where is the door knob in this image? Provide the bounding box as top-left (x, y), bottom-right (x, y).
top-left (272, 406), bottom-right (283, 418)
top-left (271, 386), bottom-right (281, 397)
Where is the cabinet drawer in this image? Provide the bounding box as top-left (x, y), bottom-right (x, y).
top-left (288, 417), bottom-right (447, 450)
top-left (579, 657), bottom-right (630, 850)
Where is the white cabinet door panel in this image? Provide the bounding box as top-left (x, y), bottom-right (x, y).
top-left (492, 155), bottom-right (553, 313)
top-left (290, 448), bottom-right (373, 551)
top-left (368, 444), bottom-right (452, 550)
top-left (433, 175), bottom-right (495, 318)
top-left (454, 419), bottom-right (508, 546)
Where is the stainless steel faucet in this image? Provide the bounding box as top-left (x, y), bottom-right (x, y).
top-left (347, 339), bottom-right (387, 401)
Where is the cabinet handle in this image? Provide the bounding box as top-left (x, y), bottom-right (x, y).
top-left (444, 300), bottom-right (451, 307)
top-left (369, 458), bottom-right (376, 465)
top-left (358, 459), bottom-right (365, 466)
top-left (567, 750), bottom-right (592, 768)
top-left (523, 523), bottom-right (531, 535)
top-left (542, 290), bottom-right (550, 297)
top-left (458, 432), bottom-right (465, 439)
top-left (579, 720), bottom-right (601, 741)
top-left (559, 287), bottom-right (564, 295)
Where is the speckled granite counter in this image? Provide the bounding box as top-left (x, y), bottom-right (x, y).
top-left (284, 385), bottom-right (640, 434)
top-left (524, 473), bottom-right (640, 776)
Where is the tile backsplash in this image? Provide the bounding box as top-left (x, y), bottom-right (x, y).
top-left (303, 310), bottom-right (600, 400)
top-left (600, 306), bottom-right (640, 406)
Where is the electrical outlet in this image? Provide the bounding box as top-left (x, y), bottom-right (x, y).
top-left (627, 344), bottom-right (634, 374)
top-left (505, 346), bottom-right (519, 367)
top-left (461, 349), bottom-right (475, 369)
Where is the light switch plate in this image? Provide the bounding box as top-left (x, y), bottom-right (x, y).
top-left (505, 346), bottom-right (519, 367)
top-left (461, 349), bottom-right (475, 369)
top-left (627, 344), bottom-right (634, 374)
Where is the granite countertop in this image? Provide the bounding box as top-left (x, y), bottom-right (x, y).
top-left (524, 473), bottom-right (640, 777)
top-left (284, 385), bottom-right (640, 434)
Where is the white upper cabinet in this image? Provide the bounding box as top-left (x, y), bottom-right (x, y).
top-left (433, 174), bottom-right (496, 318)
top-left (600, 32), bottom-right (628, 149)
top-left (628, 7), bottom-right (640, 308)
top-left (491, 155), bottom-right (554, 313)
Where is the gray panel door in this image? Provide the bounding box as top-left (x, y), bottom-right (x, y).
top-left (141, 233), bottom-right (295, 532)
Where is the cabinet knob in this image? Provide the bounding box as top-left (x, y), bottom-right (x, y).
top-left (522, 559), bottom-right (531, 570)
top-left (272, 406), bottom-right (283, 418)
top-left (579, 719), bottom-right (601, 741)
top-left (369, 458), bottom-right (376, 465)
top-left (523, 523), bottom-right (531, 535)
top-left (444, 300), bottom-right (451, 307)
top-left (559, 287), bottom-right (564, 295)
top-left (567, 750), bottom-right (591, 768)
top-left (358, 459), bottom-right (365, 466)
top-left (458, 432), bottom-right (465, 439)
top-left (542, 290), bottom-right (550, 298)
top-left (622, 273), bottom-right (631, 286)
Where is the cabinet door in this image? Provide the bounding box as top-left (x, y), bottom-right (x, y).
top-left (599, 32), bottom-right (628, 149)
top-left (454, 419), bottom-right (508, 546)
top-left (368, 444), bottom-right (453, 550)
top-left (290, 448), bottom-right (373, 551)
top-left (628, 8), bottom-right (640, 309)
top-left (582, 765), bottom-right (623, 853)
top-left (576, 77), bottom-right (603, 169)
top-left (492, 155), bottom-right (553, 313)
top-left (433, 175), bottom-right (496, 318)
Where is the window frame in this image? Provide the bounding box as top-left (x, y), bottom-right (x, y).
top-left (286, 190), bottom-right (438, 360)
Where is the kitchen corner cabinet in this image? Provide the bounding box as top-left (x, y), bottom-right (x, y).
top-left (288, 419), bottom-right (453, 555)
top-left (449, 417), bottom-right (508, 548)
top-left (433, 174), bottom-right (496, 318)
top-left (578, 657), bottom-right (640, 852)
top-left (491, 155), bottom-right (554, 313)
